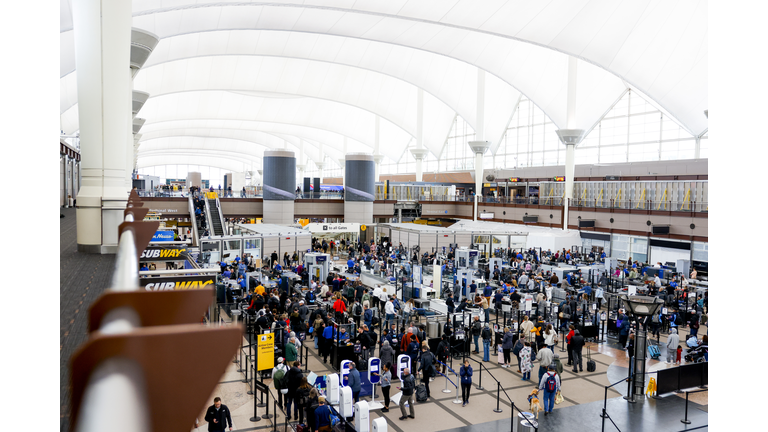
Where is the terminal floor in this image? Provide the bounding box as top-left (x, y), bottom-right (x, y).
top-left (197, 317), bottom-right (708, 432)
top-left (60, 206), bottom-right (116, 432)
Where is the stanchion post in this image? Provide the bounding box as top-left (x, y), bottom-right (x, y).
top-left (493, 382), bottom-right (502, 413)
top-left (247, 364), bottom-right (254, 395)
top-left (262, 389), bottom-right (272, 419)
top-left (681, 391), bottom-right (692, 424)
top-left (272, 396), bottom-right (277, 432)
top-left (250, 368), bottom-right (261, 422)
top-left (476, 361), bottom-right (484, 391)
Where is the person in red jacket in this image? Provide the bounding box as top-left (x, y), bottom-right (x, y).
top-left (333, 293), bottom-right (347, 322)
top-left (565, 325), bottom-right (575, 366)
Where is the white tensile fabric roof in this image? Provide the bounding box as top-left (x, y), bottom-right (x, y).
top-left (60, 0), bottom-right (708, 171)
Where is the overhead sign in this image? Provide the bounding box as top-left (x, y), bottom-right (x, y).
top-left (479, 212), bottom-right (494, 220)
top-left (151, 230), bottom-right (175, 241)
top-left (140, 247), bottom-right (189, 262)
top-left (509, 178), bottom-right (520, 182)
top-left (257, 333), bottom-right (275, 371)
top-left (305, 223), bottom-right (361, 233)
top-left (141, 275), bottom-right (216, 291)
top-left (361, 225), bottom-right (367, 231)
top-left (554, 176), bottom-right (566, 182)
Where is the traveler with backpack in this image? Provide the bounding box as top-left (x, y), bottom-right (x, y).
top-left (398, 368), bottom-right (416, 421)
top-left (471, 316), bottom-right (483, 354)
top-left (481, 324), bottom-right (493, 362)
top-left (418, 342), bottom-right (436, 399)
top-left (538, 363), bottom-right (561, 415)
top-left (295, 377), bottom-right (312, 425)
top-left (272, 358), bottom-right (289, 408)
top-left (650, 310), bottom-right (662, 340)
top-left (436, 335), bottom-right (450, 375)
top-left (459, 358), bottom-right (473, 406)
top-left (285, 361), bottom-right (304, 421)
top-left (352, 300), bottom-right (363, 327)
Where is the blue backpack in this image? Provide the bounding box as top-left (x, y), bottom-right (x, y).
top-left (545, 373), bottom-right (557, 392)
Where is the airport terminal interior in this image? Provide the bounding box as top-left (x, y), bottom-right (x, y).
top-left (57, 2), bottom-right (720, 432)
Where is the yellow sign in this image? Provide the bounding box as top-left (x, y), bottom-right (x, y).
top-left (361, 225), bottom-right (367, 231)
top-left (299, 219), bottom-right (310, 227)
top-left (257, 333), bottom-right (275, 371)
top-left (206, 191), bottom-right (218, 199)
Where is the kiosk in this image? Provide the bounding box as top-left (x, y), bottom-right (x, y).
top-left (396, 354), bottom-right (411, 381)
top-left (354, 401), bottom-right (370, 432)
top-left (339, 386), bottom-right (354, 418)
top-left (371, 417), bottom-right (388, 432)
top-left (327, 373), bottom-right (340, 405)
top-left (366, 357), bottom-right (385, 410)
top-left (340, 359), bottom-right (353, 387)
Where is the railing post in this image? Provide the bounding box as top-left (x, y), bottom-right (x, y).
top-left (681, 391), bottom-right (692, 424)
top-left (493, 382), bottom-right (502, 413)
top-left (250, 365), bottom-right (261, 422)
top-left (476, 361), bottom-right (484, 391)
top-left (262, 390), bottom-right (272, 419)
top-left (509, 401), bottom-right (514, 432)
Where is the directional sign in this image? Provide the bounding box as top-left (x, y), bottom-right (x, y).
top-left (257, 333), bottom-right (275, 371)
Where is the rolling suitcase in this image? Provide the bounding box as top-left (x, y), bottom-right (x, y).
top-left (586, 347), bottom-right (596, 372)
top-left (647, 344), bottom-right (661, 359)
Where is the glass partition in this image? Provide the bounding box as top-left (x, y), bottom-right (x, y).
top-left (244, 237), bottom-right (262, 267)
top-left (200, 239), bottom-right (221, 265)
top-left (223, 239), bottom-right (242, 264)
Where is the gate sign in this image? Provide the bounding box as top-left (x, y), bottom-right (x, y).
top-left (340, 360), bottom-right (353, 387)
top-left (151, 230), bottom-right (175, 241)
top-left (397, 354), bottom-right (411, 381)
top-left (257, 333), bottom-right (275, 371)
top-left (368, 357), bottom-right (381, 384)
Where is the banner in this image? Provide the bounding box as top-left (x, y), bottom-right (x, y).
top-left (140, 247), bottom-right (190, 262)
top-left (141, 275), bottom-right (216, 291)
top-left (257, 333), bottom-right (275, 371)
top-left (305, 223), bottom-right (360, 233)
top-left (151, 230), bottom-right (175, 241)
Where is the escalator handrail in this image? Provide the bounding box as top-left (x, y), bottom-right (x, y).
top-left (187, 195), bottom-right (200, 246)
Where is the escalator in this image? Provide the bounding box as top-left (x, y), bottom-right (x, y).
top-left (206, 196), bottom-right (226, 237)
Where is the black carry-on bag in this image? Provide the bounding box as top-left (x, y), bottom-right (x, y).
top-left (586, 346), bottom-right (596, 372)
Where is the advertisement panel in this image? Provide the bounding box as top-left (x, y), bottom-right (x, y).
top-left (140, 275), bottom-right (216, 291)
top-left (140, 246), bottom-right (191, 262)
top-left (151, 230), bottom-right (175, 241)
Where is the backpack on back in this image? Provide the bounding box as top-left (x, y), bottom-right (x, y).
top-left (545, 373), bottom-right (557, 392)
top-left (274, 368), bottom-right (288, 389)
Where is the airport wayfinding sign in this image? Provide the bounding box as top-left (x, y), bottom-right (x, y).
top-left (257, 333), bottom-right (275, 371)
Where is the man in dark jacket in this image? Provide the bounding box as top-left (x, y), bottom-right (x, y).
top-left (204, 397), bottom-right (233, 431)
top-left (398, 368), bottom-right (416, 420)
top-left (418, 344), bottom-right (436, 398)
top-left (271, 251), bottom-right (279, 268)
top-left (314, 397), bottom-right (332, 432)
top-left (285, 361), bottom-right (304, 420)
top-left (570, 330), bottom-right (585, 373)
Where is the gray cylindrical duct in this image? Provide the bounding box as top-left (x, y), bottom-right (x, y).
top-left (344, 153), bottom-right (375, 202)
top-left (263, 150), bottom-right (296, 201)
top-left (263, 150), bottom-right (296, 225)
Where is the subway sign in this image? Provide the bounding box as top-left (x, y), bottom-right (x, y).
top-left (554, 176), bottom-right (566, 182)
top-left (140, 247), bottom-right (189, 262)
top-left (140, 275), bottom-right (216, 291)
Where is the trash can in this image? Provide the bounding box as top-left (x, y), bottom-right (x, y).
top-left (428, 321), bottom-right (440, 338)
top-left (513, 412), bottom-right (537, 432)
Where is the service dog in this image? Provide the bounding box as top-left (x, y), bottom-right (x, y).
top-left (528, 389), bottom-right (543, 419)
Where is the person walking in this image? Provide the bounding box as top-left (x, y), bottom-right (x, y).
top-left (295, 377), bottom-right (312, 425)
top-left (204, 397), bottom-right (234, 431)
top-left (520, 342), bottom-right (533, 381)
top-left (666, 328), bottom-right (680, 364)
top-left (565, 325), bottom-right (575, 366)
top-left (379, 363), bottom-right (392, 413)
top-left (314, 397), bottom-right (332, 432)
top-left (570, 330), bottom-right (585, 373)
top-left (459, 358), bottom-right (473, 406)
top-left (398, 368), bottom-right (416, 421)
top-left (538, 364), bottom-right (561, 416)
